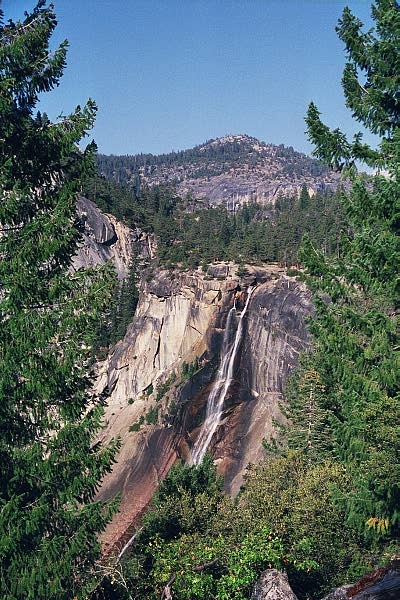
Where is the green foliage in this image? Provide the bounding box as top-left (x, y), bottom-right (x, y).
top-left (115, 459), bottom-right (257, 598)
top-left (94, 251), bottom-right (139, 355)
top-left (235, 264), bottom-right (249, 277)
top-left (111, 456), bottom-right (326, 600)
top-left (306, 0), bottom-right (400, 171)
top-left (155, 372), bottom-right (176, 401)
top-left (283, 363), bottom-right (336, 462)
top-left (145, 405), bottom-right (159, 425)
top-left (129, 414), bottom-right (145, 433)
top-left (85, 163), bottom-right (347, 271)
top-left (146, 527), bottom-right (288, 600)
top-left (111, 255), bottom-right (139, 343)
top-left (238, 453), bottom-right (371, 598)
top-left (181, 358), bottom-right (200, 381)
top-left (152, 192), bottom-right (346, 270)
top-left (152, 455), bottom-right (222, 506)
top-left (130, 456), bottom-right (225, 567)
top-left (0, 3), bottom-right (119, 598)
top-left (129, 422), bottom-right (141, 432)
top-left (82, 172), bottom-right (179, 234)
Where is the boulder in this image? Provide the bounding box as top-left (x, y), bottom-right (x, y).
top-left (250, 569), bottom-right (298, 600)
top-left (321, 585), bottom-right (352, 600)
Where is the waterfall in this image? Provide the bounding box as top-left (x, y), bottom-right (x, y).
top-left (191, 287), bottom-right (254, 465)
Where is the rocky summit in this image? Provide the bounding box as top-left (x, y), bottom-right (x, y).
top-left (97, 133), bottom-right (344, 207)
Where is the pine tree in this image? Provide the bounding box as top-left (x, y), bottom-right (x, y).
top-left (293, 0), bottom-right (400, 538)
top-left (0, 3), bottom-right (119, 598)
top-left (110, 253), bottom-right (139, 344)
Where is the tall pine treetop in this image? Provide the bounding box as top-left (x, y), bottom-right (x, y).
top-left (306, 0), bottom-right (400, 170)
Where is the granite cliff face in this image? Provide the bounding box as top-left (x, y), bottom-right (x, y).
top-left (73, 197), bottom-right (314, 551)
top-left (94, 264), bottom-right (313, 551)
top-left (209, 274), bottom-right (313, 493)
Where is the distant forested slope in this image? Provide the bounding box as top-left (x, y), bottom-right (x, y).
top-left (83, 168), bottom-right (348, 270)
top-left (96, 135), bottom-right (329, 186)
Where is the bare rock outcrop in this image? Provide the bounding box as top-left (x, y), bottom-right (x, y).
top-left (346, 563), bottom-right (400, 600)
top-left (114, 134), bottom-right (345, 208)
top-left (95, 265), bottom-right (240, 551)
top-left (321, 587), bottom-right (352, 600)
top-left (321, 562), bottom-right (400, 600)
top-left (73, 196), bottom-right (152, 279)
top-left (250, 569), bottom-right (299, 600)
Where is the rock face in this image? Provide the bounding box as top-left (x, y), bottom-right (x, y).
top-left (321, 586), bottom-right (352, 600)
top-left (95, 265), bottom-right (240, 550)
top-left (213, 275), bottom-right (313, 494)
top-left (74, 196), bottom-right (152, 278)
top-left (95, 262), bottom-right (313, 551)
top-left (322, 563), bottom-right (400, 600)
top-left (250, 569), bottom-right (299, 600)
top-left (346, 564), bottom-right (400, 600)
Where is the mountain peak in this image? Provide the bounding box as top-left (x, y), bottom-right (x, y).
top-left (199, 134), bottom-right (268, 153)
top-left (97, 134), bottom-right (343, 206)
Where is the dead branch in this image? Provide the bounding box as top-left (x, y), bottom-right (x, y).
top-left (193, 557), bottom-right (219, 572)
top-left (161, 574), bottom-right (176, 600)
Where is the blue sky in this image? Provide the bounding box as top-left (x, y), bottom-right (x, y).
top-left (7, 1), bottom-right (374, 156)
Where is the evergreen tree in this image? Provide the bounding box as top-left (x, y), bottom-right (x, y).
top-left (110, 253), bottom-right (139, 344)
top-left (292, 0), bottom-right (400, 539)
top-left (0, 3), bottom-right (119, 598)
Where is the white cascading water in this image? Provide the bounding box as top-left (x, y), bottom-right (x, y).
top-left (191, 287), bottom-right (254, 465)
